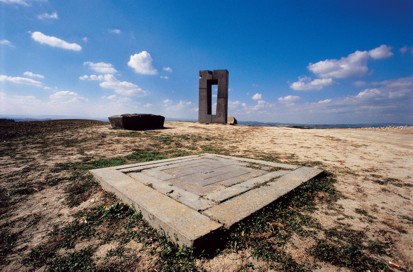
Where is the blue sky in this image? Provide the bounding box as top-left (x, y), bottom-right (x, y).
top-left (1, 0), bottom-right (412, 124)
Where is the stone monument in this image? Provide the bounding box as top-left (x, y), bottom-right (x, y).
top-left (108, 113), bottom-right (165, 130)
top-left (198, 70), bottom-right (229, 124)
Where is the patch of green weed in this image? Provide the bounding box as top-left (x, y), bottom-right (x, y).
top-left (126, 151), bottom-right (166, 162)
top-left (309, 227), bottom-right (390, 271)
top-left (226, 173), bottom-right (336, 271)
top-left (52, 158), bottom-right (126, 173)
top-left (64, 173), bottom-right (98, 207)
top-left (47, 247), bottom-right (96, 272)
top-left (201, 145), bottom-right (226, 154)
top-left (155, 239), bottom-right (198, 272)
top-left (116, 131), bottom-right (139, 137)
top-left (310, 239), bottom-right (389, 271)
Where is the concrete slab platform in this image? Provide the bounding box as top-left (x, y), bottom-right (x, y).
top-left (90, 154), bottom-right (323, 248)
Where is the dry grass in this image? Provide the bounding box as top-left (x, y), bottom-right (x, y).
top-left (1, 120), bottom-right (412, 271)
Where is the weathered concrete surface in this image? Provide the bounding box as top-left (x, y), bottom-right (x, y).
top-left (203, 167), bottom-right (323, 228)
top-left (90, 167), bottom-right (222, 248)
top-left (199, 70), bottom-right (229, 124)
top-left (108, 113), bottom-right (164, 130)
top-left (90, 154), bottom-right (323, 248)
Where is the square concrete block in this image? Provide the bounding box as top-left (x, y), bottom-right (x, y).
top-left (90, 154), bottom-right (323, 249)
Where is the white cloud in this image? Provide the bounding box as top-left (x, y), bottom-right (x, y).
top-left (128, 51), bottom-right (157, 75)
top-left (0, 90), bottom-right (94, 118)
top-left (400, 46), bottom-right (413, 55)
top-left (82, 37), bottom-right (88, 43)
top-left (290, 76), bottom-right (333, 91)
top-left (83, 61), bottom-right (117, 74)
top-left (368, 45), bottom-right (393, 59)
top-left (356, 88), bottom-right (382, 99)
top-left (49, 91), bottom-right (87, 103)
top-left (308, 50), bottom-right (370, 78)
top-left (163, 66), bottom-right (173, 73)
top-left (278, 95), bottom-right (300, 104)
top-left (102, 94), bottom-right (119, 101)
top-left (308, 45), bottom-right (393, 79)
top-left (252, 93), bottom-right (262, 100)
top-left (80, 74), bottom-right (146, 96)
top-left (0, 0), bottom-right (29, 6)
top-left (161, 99), bottom-right (197, 118)
top-left (0, 39), bottom-right (13, 47)
top-left (79, 74), bottom-right (104, 81)
top-left (229, 100), bottom-right (247, 109)
top-left (31, 31), bottom-right (82, 51)
top-left (37, 12), bottom-right (58, 20)
top-left (160, 76), bottom-right (169, 80)
top-left (374, 76), bottom-right (413, 99)
top-left (0, 74), bottom-right (43, 87)
top-left (109, 28), bottom-right (121, 34)
top-left (317, 99), bottom-right (332, 104)
top-left (253, 99), bottom-right (271, 110)
top-left (23, 71), bottom-right (44, 79)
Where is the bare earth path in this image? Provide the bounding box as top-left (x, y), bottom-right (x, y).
top-left (1, 120), bottom-right (412, 271)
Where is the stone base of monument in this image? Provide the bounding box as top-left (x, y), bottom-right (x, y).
top-left (108, 114), bottom-right (165, 130)
top-left (90, 154), bottom-right (323, 250)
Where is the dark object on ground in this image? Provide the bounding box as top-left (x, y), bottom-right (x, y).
top-left (108, 114), bottom-right (165, 130)
top-left (227, 116), bottom-right (237, 125)
top-left (0, 119), bottom-right (107, 141)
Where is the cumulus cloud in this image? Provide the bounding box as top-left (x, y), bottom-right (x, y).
top-left (0, 74), bottom-right (43, 87)
top-left (80, 74), bottom-right (146, 96)
top-left (163, 67), bottom-right (173, 73)
top-left (290, 77), bottom-right (333, 91)
top-left (252, 93), bottom-right (262, 100)
top-left (109, 28), bottom-right (121, 34)
top-left (0, 0), bottom-right (29, 6)
top-left (37, 12), bottom-right (58, 20)
top-left (308, 51), bottom-right (370, 79)
top-left (368, 45), bottom-right (393, 59)
top-left (83, 61), bottom-right (117, 74)
top-left (128, 51), bottom-right (157, 75)
top-left (308, 45), bottom-right (393, 79)
top-left (23, 71), bottom-right (44, 79)
top-left (31, 31), bottom-right (82, 51)
top-left (0, 39), bottom-right (13, 47)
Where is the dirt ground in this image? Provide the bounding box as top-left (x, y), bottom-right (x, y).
top-left (1, 120), bottom-right (412, 271)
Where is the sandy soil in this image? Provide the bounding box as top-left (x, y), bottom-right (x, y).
top-left (1, 120), bottom-right (412, 271)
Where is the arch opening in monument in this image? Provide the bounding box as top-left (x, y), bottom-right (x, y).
top-left (198, 70), bottom-right (228, 124)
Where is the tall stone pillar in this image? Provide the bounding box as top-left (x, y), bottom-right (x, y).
top-left (198, 70), bottom-right (228, 124)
